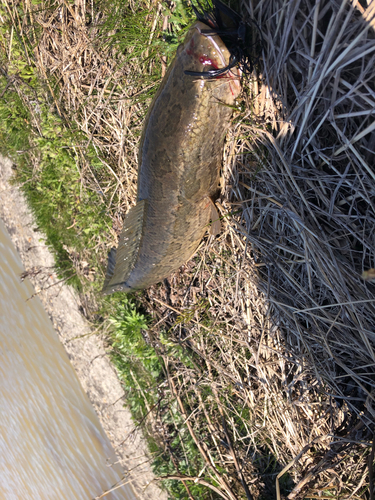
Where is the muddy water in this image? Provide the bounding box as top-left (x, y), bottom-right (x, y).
top-left (0, 218), bottom-right (135, 500)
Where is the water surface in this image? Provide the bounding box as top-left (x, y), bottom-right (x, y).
top-left (0, 218), bottom-right (135, 500)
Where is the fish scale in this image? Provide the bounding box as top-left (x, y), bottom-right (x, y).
top-left (103, 21), bottom-right (241, 295)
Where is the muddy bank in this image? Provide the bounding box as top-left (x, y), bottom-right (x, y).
top-left (0, 155), bottom-right (167, 500)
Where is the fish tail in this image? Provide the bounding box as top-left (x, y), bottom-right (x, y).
top-left (102, 200), bottom-right (147, 295)
top-left (103, 247), bottom-right (117, 288)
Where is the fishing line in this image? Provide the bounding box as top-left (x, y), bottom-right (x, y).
top-left (185, 0), bottom-right (264, 78)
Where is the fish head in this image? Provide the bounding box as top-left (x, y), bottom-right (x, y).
top-left (178, 21), bottom-right (242, 103)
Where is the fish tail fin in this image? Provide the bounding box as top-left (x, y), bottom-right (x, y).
top-left (102, 200), bottom-right (147, 295)
top-left (209, 198), bottom-right (222, 236)
top-left (102, 247), bottom-right (117, 292)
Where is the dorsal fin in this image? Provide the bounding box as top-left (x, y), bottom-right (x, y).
top-left (102, 200), bottom-right (147, 294)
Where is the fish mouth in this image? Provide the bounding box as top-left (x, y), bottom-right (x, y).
top-left (195, 23), bottom-right (228, 69)
top-left (191, 0), bottom-right (263, 77)
top-left (189, 22), bottom-right (242, 93)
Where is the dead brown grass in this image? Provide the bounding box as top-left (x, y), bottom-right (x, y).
top-left (30, 0), bottom-right (159, 218)
top-left (3, 0), bottom-right (375, 498)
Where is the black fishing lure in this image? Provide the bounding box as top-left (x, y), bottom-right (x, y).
top-left (185, 0), bottom-right (263, 78)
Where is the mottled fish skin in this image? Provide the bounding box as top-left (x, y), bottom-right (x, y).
top-left (103, 21), bottom-right (241, 294)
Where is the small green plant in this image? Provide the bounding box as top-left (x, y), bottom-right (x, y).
top-left (110, 297), bottom-right (149, 334)
top-left (109, 299), bottom-right (213, 499)
top-left (110, 297), bottom-right (162, 379)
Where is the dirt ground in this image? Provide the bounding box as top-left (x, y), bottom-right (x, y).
top-left (0, 154), bottom-right (167, 500)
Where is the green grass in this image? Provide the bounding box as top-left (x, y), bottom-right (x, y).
top-left (0, 77), bottom-right (112, 287)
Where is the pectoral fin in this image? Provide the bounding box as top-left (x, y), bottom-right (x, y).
top-left (102, 199), bottom-right (147, 294)
top-left (209, 199), bottom-right (221, 236)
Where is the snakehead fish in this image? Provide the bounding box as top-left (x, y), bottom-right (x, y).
top-left (102, 18), bottom-right (242, 295)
